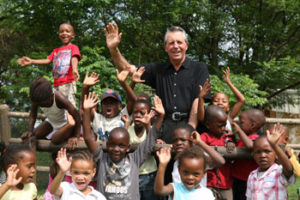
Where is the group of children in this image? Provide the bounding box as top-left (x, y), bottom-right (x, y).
top-left (0, 23), bottom-right (298, 200)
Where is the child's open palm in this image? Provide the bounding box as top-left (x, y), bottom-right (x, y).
top-left (199, 79), bottom-right (212, 98)
top-left (83, 72), bottom-right (100, 87)
top-left (83, 92), bottom-right (100, 110)
top-left (222, 66), bottom-right (231, 84)
top-left (116, 69), bottom-right (129, 83)
top-left (56, 148), bottom-right (72, 173)
top-left (152, 95), bottom-right (165, 116)
top-left (156, 147), bottom-right (171, 166)
top-left (267, 123), bottom-right (285, 146)
top-left (5, 164), bottom-right (22, 187)
top-left (132, 67), bottom-right (146, 83)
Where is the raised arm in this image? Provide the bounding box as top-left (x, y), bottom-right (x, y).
top-left (116, 69), bottom-right (136, 114)
top-left (0, 165), bottom-right (22, 198)
top-left (191, 131), bottom-right (225, 168)
top-left (267, 123), bottom-right (293, 179)
top-left (104, 23), bottom-right (136, 75)
top-left (83, 92), bottom-right (100, 153)
top-left (197, 79), bottom-right (212, 123)
top-left (223, 67), bottom-right (245, 119)
top-left (49, 148), bottom-right (72, 196)
top-left (152, 95), bottom-right (165, 129)
top-left (154, 147), bottom-right (174, 196)
top-left (18, 56), bottom-right (51, 66)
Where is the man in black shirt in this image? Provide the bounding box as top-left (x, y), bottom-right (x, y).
top-left (105, 24), bottom-right (210, 143)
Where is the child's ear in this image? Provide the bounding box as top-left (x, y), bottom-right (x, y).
top-left (126, 144), bottom-right (131, 152)
top-left (92, 168), bottom-right (96, 176)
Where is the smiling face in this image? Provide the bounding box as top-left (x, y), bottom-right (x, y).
top-left (70, 159), bottom-right (96, 195)
top-left (172, 128), bottom-right (192, 157)
top-left (59, 24), bottom-right (75, 45)
top-left (253, 137), bottom-right (276, 171)
top-left (212, 93), bottom-right (230, 112)
top-left (164, 31), bottom-right (188, 65)
top-left (132, 102), bottom-right (150, 127)
top-left (17, 151), bottom-right (36, 184)
top-left (179, 157), bottom-right (205, 190)
top-left (107, 129), bottom-right (130, 163)
top-left (101, 97), bottom-right (121, 118)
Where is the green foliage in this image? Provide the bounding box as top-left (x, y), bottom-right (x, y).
top-left (210, 72), bottom-right (268, 110)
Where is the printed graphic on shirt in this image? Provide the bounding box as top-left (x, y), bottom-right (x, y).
top-left (52, 50), bottom-right (71, 79)
top-left (103, 159), bottom-right (131, 199)
top-left (97, 121), bottom-right (124, 141)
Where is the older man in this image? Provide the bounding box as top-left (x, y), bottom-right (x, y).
top-left (105, 24), bottom-right (210, 143)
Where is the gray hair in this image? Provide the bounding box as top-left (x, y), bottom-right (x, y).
top-left (164, 26), bottom-right (188, 44)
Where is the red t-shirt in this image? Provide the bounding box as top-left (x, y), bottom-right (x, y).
top-left (48, 44), bottom-right (81, 87)
top-left (231, 134), bottom-right (259, 181)
top-left (201, 132), bottom-right (233, 189)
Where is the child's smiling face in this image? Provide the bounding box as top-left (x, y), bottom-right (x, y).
top-left (212, 93), bottom-right (230, 112)
top-left (70, 159), bottom-right (96, 195)
top-left (107, 129), bottom-right (130, 163)
top-left (59, 24), bottom-right (74, 45)
top-left (178, 157), bottom-right (205, 190)
top-left (253, 137), bottom-right (276, 171)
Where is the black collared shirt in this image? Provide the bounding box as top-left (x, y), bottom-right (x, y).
top-left (141, 57), bottom-right (210, 115)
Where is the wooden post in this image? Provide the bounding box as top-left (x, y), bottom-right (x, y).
top-left (0, 104), bottom-right (11, 145)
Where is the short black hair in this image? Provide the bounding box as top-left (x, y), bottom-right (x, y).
top-left (108, 127), bottom-right (130, 144)
top-left (204, 105), bottom-right (227, 125)
top-left (173, 123), bottom-right (195, 135)
top-left (242, 109), bottom-right (265, 131)
top-left (0, 143), bottom-right (34, 172)
top-left (178, 145), bottom-right (206, 170)
top-left (30, 77), bottom-right (53, 102)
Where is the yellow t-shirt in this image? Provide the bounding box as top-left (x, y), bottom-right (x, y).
top-left (0, 182), bottom-right (37, 200)
top-left (289, 148), bottom-right (300, 177)
top-left (128, 125), bottom-right (157, 175)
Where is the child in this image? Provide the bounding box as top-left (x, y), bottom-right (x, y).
top-left (231, 109), bottom-right (265, 200)
top-left (18, 23), bottom-right (81, 107)
top-left (83, 92), bottom-right (165, 199)
top-left (0, 144), bottom-right (37, 200)
top-left (277, 125), bottom-right (300, 177)
top-left (200, 105), bottom-right (234, 200)
top-left (246, 123), bottom-right (295, 200)
top-left (49, 148), bottom-right (106, 199)
top-left (198, 67), bottom-right (245, 130)
top-left (21, 77), bottom-right (81, 148)
top-left (127, 99), bottom-right (159, 200)
top-left (82, 72), bottom-right (128, 141)
top-left (154, 146), bottom-right (215, 200)
top-left (171, 124), bottom-right (225, 187)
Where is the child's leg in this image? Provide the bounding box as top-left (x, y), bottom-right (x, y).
top-left (51, 122), bottom-right (75, 144)
top-left (33, 121), bottom-right (53, 139)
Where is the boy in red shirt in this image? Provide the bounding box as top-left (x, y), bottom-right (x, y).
top-left (231, 109), bottom-right (265, 200)
top-left (200, 105), bottom-right (235, 200)
top-left (18, 23), bottom-right (81, 107)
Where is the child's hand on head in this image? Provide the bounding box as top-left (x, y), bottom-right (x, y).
top-left (83, 72), bottom-right (100, 87)
top-left (152, 95), bottom-right (165, 116)
top-left (156, 147), bottom-right (171, 166)
top-left (5, 164), bottom-right (22, 188)
top-left (190, 131), bottom-right (202, 145)
top-left (56, 148), bottom-right (72, 173)
top-left (116, 69), bottom-right (129, 83)
top-left (83, 92), bottom-right (100, 110)
top-left (222, 66), bottom-right (231, 84)
top-left (132, 67), bottom-right (146, 83)
top-left (199, 79), bottom-right (212, 98)
top-left (267, 123), bottom-right (285, 146)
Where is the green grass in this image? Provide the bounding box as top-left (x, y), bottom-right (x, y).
top-left (288, 177), bottom-right (300, 200)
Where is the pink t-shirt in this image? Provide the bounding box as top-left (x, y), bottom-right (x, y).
top-left (48, 44), bottom-right (81, 87)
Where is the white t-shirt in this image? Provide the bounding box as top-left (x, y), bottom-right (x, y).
top-left (54, 182), bottom-right (106, 200)
top-left (92, 107), bottom-right (128, 141)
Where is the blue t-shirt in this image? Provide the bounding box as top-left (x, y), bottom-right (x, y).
top-left (169, 182), bottom-right (215, 200)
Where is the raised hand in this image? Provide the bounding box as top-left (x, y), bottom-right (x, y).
top-left (132, 67), bottom-right (146, 83)
top-left (190, 131), bottom-right (201, 145)
top-left (156, 147), bottom-right (171, 166)
top-left (267, 123), bottom-right (285, 146)
top-left (18, 56), bottom-right (32, 66)
top-left (152, 95), bottom-right (165, 116)
top-left (136, 110), bottom-right (155, 126)
top-left (226, 141), bottom-right (236, 153)
top-left (56, 148), bottom-right (72, 173)
top-left (5, 164), bottom-right (22, 187)
top-left (104, 23), bottom-right (122, 50)
top-left (199, 79), bottom-right (212, 99)
top-left (223, 66), bottom-right (231, 84)
top-left (116, 69), bottom-right (129, 83)
top-left (67, 137), bottom-right (78, 150)
top-left (83, 92), bottom-right (100, 110)
top-left (83, 72), bottom-right (100, 87)
top-left (121, 114), bottom-right (130, 129)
